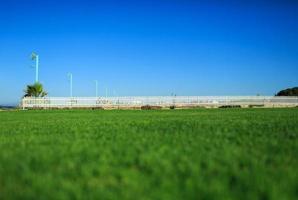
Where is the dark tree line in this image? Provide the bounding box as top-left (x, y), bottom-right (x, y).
top-left (276, 87), bottom-right (298, 96)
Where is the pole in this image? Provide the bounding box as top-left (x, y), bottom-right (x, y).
top-left (35, 55), bottom-right (39, 82)
top-left (95, 80), bottom-right (98, 97)
top-left (70, 74), bottom-right (73, 98)
top-left (105, 87), bottom-right (108, 98)
top-left (68, 73), bottom-right (73, 97)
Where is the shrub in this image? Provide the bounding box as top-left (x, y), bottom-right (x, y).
top-left (170, 105), bottom-right (175, 110)
top-left (92, 107), bottom-right (104, 110)
top-left (248, 104), bottom-right (264, 108)
top-left (24, 82), bottom-right (48, 97)
top-left (219, 105), bottom-right (241, 109)
top-left (141, 105), bottom-right (162, 110)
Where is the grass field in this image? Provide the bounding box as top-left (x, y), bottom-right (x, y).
top-left (0, 109), bottom-right (298, 200)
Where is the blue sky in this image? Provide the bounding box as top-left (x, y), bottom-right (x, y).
top-left (0, 0), bottom-right (297, 105)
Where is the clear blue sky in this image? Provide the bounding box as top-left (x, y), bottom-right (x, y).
top-left (0, 0), bottom-right (297, 105)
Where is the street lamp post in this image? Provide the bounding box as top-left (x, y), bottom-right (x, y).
top-left (68, 73), bottom-right (73, 97)
top-left (94, 80), bottom-right (98, 97)
top-left (31, 52), bottom-right (39, 83)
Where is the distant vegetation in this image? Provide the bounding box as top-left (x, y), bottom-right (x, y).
top-left (24, 82), bottom-right (48, 97)
top-left (0, 105), bottom-right (16, 110)
top-left (276, 87), bottom-right (298, 96)
top-left (141, 105), bottom-right (162, 110)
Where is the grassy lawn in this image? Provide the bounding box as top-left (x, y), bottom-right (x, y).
top-left (0, 108), bottom-right (297, 200)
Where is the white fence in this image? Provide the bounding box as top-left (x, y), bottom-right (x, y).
top-left (21, 96), bottom-right (298, 109)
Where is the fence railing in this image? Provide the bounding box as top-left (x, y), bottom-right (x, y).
top-left (21, 96), bottom-right (298, 109)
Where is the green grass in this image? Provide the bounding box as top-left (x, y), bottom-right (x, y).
top-left (0, 109), bottom-right (298, 200)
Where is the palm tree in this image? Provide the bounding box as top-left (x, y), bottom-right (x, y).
top-left (24, 82), bottom-right (48, 97)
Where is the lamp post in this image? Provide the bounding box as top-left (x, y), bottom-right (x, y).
top-left (31, 52), bottom-right (39, 83)
top-left (94, 80), bottom-right (98, 97)
top-left (68, 73), bottom-right (73, 97)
